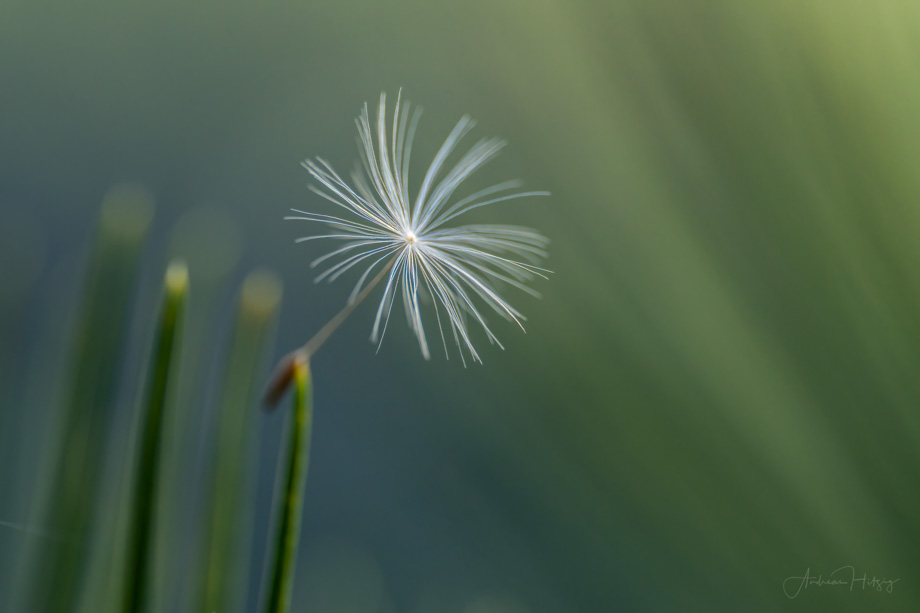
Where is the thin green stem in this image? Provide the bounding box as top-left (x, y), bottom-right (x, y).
top-left (122, 261), bottom-right (188, 613)
top-left (200, 271), bottom-right (282, 613)
top-left (262, 357), bottom-right (312, 613)
top-left (25, 186), bottom-right (153, 613)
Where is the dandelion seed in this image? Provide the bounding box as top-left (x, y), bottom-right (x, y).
top-left (289, 91), bottom-right (550, 365)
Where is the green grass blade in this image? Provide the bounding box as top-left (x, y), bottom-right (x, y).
top-left (24, 185), bottom-right (153, 613)
top-left (262, 357), bottom-right (313, 613)
top-left (200, 271), bottom-right (282, 613)
top-left (121, 261), bottom-right (188, 613)
top-left (151, 207), bottom-right (242, 610)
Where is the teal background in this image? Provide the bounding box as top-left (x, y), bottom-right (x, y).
top-left (2, 1), bottom-right (919, 611)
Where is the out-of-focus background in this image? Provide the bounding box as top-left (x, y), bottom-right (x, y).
top-left (2, 1), bottom-right (919, 611)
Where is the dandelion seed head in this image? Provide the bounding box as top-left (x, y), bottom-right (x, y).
top-left (291, 90), bottom-right (551, 364)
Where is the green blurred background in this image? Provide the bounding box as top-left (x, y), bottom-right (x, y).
top-left (2, 0), bottom-right (919, 611)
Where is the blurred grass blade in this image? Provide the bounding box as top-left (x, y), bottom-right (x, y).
top-left (262, 357), bottom-right (313, 613)
top-left (153, 206), bottom-right (242, 610)
top-left (25, 185), bottom-right (153, 613)
top-left (122, 261), bottom-right (188, 613)
top-left (200, 271), bottom-right (283, 613)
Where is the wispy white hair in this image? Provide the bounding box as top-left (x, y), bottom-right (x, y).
top-left (289, 91), bottom-right (550, 364)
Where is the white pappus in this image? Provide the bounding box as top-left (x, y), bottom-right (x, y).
top-left (289, 91), bottom-right (550, 365)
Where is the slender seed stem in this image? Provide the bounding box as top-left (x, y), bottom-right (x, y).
top-left (263, 260), bottom-right (393, 408)
top-left (301, 261), bottom-right (394, 358)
